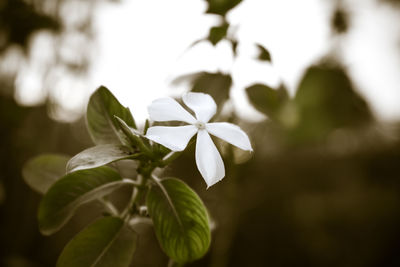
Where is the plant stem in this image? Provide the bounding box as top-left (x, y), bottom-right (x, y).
top-left (121, 175), bottom-right (143, 219)
top-left (159, 138), bottom-right (195, 167)
top-left (98, 197), bottom-right (119, 216)
top-left (128, 217), bottom-right (153, 227)
top-left (159, 151), bottom-right (182, 167)
top-left (122, 178), bottom-right (142, 187)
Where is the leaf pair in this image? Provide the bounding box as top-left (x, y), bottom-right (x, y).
top-left (57, 216), bottom-right (137, 267)
top-left (22, 152), bottom-right (135, 236)
top-left (246, 64), bottom-right (373, 143)
top-left (56, 178), bottom-right (211, 266)
top-left (67, 86), bottom-right (146, 174)
top-left (38, 166), bottom-right (130, 235)
top-left (23, 86), bottom-right (212, 266)
top-left (23, 154), bottom-right (139, 267)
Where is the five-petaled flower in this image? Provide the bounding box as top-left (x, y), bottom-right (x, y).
top-left (145, 92), bottom-right (253, 188)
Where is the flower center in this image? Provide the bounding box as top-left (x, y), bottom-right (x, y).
top-left (195, 121), bottom-right (206, 130)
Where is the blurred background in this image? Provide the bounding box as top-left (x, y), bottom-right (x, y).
top-left (1, 0), bottom-right (400, 266)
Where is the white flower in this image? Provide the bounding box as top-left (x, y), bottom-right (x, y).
top-left (145, 92), bottom-right (253, 188)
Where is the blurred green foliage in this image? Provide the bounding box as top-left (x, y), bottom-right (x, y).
top-left (205, 0), bottom-right (242, 16)
top-left (381, 0), bottom-right (400, 6)
top-left (0, 0), bottom-right (59, 52)
top-left (255, 44), bottom-right (272, 62)
top-left (246, 83), bottom-right (289, 121)
top-left (173, 72), bottom-right (232, 109)
top-left (331, 7), bottom-right (349, 34)
top-left (291, 63), bottom-right (372, 143)
top-left (208, 23), bottom-right (229, 46)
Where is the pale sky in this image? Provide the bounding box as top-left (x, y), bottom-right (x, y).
top-left (13, 0), bottom-right (400, 124)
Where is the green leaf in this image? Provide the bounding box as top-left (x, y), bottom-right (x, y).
top-left (256, 43), bottom-right (272, 62)
top-left (114, 116), bottom-right (144, 148)
top-left (293, 64), bottom-right (372, 142)
top-left (146, 178), bottom-right (211, 263)
top-left (38, 166), bottom-right (130, 235)
top-left (192, 72), bottom-right (232, 108)
top-left (66, 144), bottom-right (136, 173)
top-left (205, 0), bottom-right (242, 16)
top-left (172, 72), bottom-right (232, 108)
top-left (246, 83), bottom-right (289, 120)
top-left (87, 86), bottom-right (136, 145)
top-left (208, 23), bottom-right (229, 46)
top-left (22, 154), bottom-right (69, 194)
top-left (57, 217), bottom-right (137, 267)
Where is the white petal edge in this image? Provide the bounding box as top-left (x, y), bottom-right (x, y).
top-left (145, 125), bottom-right (198, 151)
top-left (206, 122), bottom-right (253, 151)
top-left (195, 130), bottom-right (225, 188)
top-left (183, 92), bottom-right (217, 123)
top-left (148, 97), bottom-right (196, 124)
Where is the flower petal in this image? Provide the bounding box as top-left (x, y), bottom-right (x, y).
top-left (206, 122), bottom-right (253, 151)
top-left (183, 92), bottom-right (216, 123)
top-left (195, 130), bottom-right (225, 188)
top-left (148, 97), bottom-right (196, 124)
top-left (146, 125), bottom-right (197, 151)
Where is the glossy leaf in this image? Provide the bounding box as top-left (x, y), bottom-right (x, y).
top-left (256, 43), bottom-right (272, 62)
top-left (86, 86), bottom-right (136, 145)
top-left (57, 217), bottom-right (137, 267)
top-left (246, 83), bottom-right (289, 120)
top-left (38, 166), bottom-right (129, 235)
top-left (66, 144), bottom-right (136, 173)
top-left (22, 154), bottom-right (69, 194)
top-left (147, 178), bottom-right (211, 263)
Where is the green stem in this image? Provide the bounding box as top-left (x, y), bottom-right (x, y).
top-left (98, 197), bottom-right (119, 216)
top-left (128, 217), bottom-right (153, 227)
top-left (159, 138), bottom-right (195, 167)
top-left (159, 151), bottom-right (182, 167)
top-left (122, 178), bottom-right (142, 187)
top-left (121, 175), bottom-right (143, 219)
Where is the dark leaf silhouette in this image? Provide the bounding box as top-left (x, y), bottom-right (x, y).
top-left (292, 63), bottom-right (373, 142)
top-left (173, 72), bottom-right (232, 108)
top-left (208, 23), bottom-right (229, 46)
top-left (246, 83), bottom-right (289, 121)
top-left (205, 0), bottom-right (242, 16)
top-left (256, 44), bottom-right (272, 62)
top-left (0, 0), bottom-right (59, 52)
